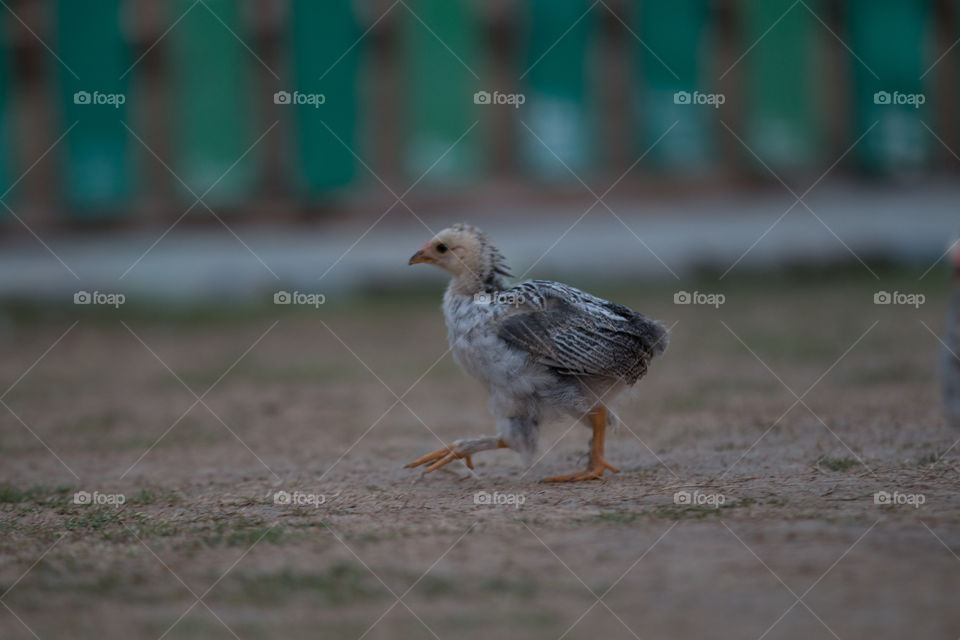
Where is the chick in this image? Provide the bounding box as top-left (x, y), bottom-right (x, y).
top-left (406, 224), bottom-right (668, 482)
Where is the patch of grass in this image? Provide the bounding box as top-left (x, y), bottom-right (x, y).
top-left (227, 524), bottom-right (285, 546)
top-left (70, 411), bottom-right (124, 435)
top-left (661, 393), bottom-right (710, 412)
top-left (480, 576), bottom-right (538, 599)
top-left (107, 423), bottom-right (227, 451)
top-left (225, 564), bottom-right (382, 605)
top-left (592, 497), bottom-right (756, 524)
top-left (160, 362), bottom-right (352, 391)
top-left (200, 517), bottom-right (286, 547)
top-left (842, 363), bottom-right (932, 387)
top-left (131, 487), bottom-right (182, 506)
top-left (714, 442), bottom-right (740, 451)
top-left (817, 456), bottom-right (862, 472)
top-left (64, 505), bottom-right (143, 532)
top-left (916, 452), bottom-right (939, 466)
top-left (595, 511), bottom-right (643, 525)
top-left (413, 573), bottom-right (458, 598)
top-left (100, 517), bottom-right (182, 542)
top-left (0, 484), bottom-right (75, 507)
top-left (653, 505), bottom-right (730, 520)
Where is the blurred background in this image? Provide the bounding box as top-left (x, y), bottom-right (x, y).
top-left (0, 0), bottom-right (957, 301)
top-left (3, 5), bottom-right (960, 638)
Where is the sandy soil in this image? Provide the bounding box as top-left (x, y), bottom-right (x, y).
top-left (1, 271), bottom-right (958, 639)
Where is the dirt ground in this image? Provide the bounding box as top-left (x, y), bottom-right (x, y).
top-left (1, 269), bottom-right (958, 640)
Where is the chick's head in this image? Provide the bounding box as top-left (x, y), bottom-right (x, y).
top-left (408, 224), bottom-right (488, 278)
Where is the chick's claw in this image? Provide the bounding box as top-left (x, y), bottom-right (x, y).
top-left (406, 445), bottom-right (472, 474)
top-left (406, 437), bottom-right (507, 475)
top-left (542, 458), bottom-right (619, 483)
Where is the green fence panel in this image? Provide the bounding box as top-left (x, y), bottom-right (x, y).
top-left (636, 0), bottom-right (711, 172)
top-left (848, 0), bottom-right (932, 174)
top-left (168, 0), bottom-right (254, 206)
top-left (289, 0), bottom-right (360, 196)
top-left (522, 0), bottom-right (594, 179)
top-left (402, 0), bottom-right (480, 182)
top-left (740, 0), bottom-right (821, 172)
top-left (56, 0), bottom-right (132, 218)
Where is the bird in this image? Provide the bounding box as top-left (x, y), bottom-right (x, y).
top-left (405, 223), bottom-right (669, 482)
top-left (942, 241), bottom-right (960, 430)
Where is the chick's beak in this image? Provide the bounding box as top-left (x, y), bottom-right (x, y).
top-left (408, 242), bottom-right (434, 265)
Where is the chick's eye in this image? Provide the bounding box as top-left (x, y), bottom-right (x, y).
top-left (436, 243), bottom-right (448, 254)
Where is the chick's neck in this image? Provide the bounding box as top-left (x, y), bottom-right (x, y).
top-left (447, 267), bottom-right (509, 298)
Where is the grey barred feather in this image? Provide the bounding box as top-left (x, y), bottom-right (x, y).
top-left (497, 280), bottom-right (669, 384)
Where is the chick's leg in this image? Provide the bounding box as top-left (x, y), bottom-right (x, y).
top-left (407, 437), bottom-right (508, 474)
top-left (543, 407), bottom-right (619, 482)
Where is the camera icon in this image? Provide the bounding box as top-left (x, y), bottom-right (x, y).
top-left (873, 491), bottom-right (891, 505)
top-left (274, 291), bottom-right (291, 305)
top-left (74, 291), bottom-right (92, 304)
top-left (473, 292), bottom-right (493, 305)
top-left (73, 91), bottom-right (91, 105)
top-left (273, 91), bottom-right (292, 105)
top-left (673, 291), bottom-right (692, 305)
top-left (673, 91), bottom-right (691, 105)
top-left (673, 490), bottom-right (692, 505)
top-left (73, 491), bottom-right (91, 505)
top-left (873, 291), bottom-right (891, 305)
top-left (473, 91), bottom-right (491, 105)
top-left (273, 490), bottom-right (291, 505)
top-left (873, 91), bottom-right (891, 105)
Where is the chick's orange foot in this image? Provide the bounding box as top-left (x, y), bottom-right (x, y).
top-left (406, 437), bottom-right (508, 474)
top-left (542, 458), bottom-right (619, 483)
top-left (542, 407), bottom-right (619, 483)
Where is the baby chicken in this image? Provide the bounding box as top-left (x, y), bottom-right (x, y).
top-left (406, 224), bottom-right (668, 482)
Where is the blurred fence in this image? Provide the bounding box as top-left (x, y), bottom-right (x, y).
top-left (0, 0), bottom-right (957, 227)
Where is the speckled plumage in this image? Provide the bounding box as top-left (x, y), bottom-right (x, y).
top-left (412, 224), bottom-right (669, 464)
